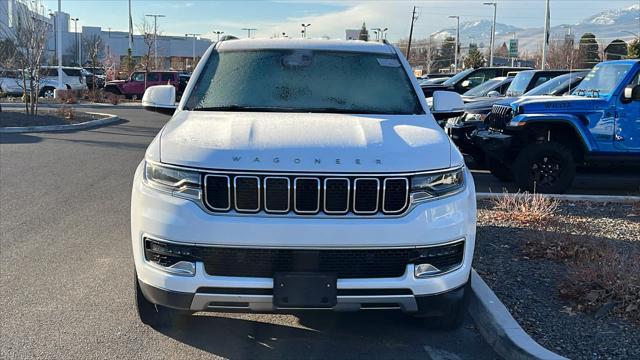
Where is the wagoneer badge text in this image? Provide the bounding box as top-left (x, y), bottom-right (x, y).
top-left (232, 156), bottom-right (383, 165)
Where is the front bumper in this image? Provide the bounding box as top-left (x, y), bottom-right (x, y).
top-left (445, 119), bottom-right (484, 156)
top-left (471, 129), bottom-right (513, 160)
top-left (131, 162), bottom-right (477, 312)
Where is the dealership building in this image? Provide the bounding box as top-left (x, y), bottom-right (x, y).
top-left (1, 0), bottom-right (213, 71)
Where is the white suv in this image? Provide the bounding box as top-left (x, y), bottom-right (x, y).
top-left (0, 67), bottom-right (86, 98)
top-left (132, 39), bottom-right (476, 329)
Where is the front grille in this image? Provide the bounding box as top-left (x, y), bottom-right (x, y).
top-left (204, 173), bottom-right (409, 216)
top-left (485, 104), bottom-right (513, 130)
top-left (144, 238), bottom-right (465, 279)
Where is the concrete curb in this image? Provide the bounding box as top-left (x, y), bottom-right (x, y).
top-left (0, 112), bottom-right (120, 133)
top-left (470, 270), bottom-right (568, 360)
top-left (477, 192), bottom-right (640, 204)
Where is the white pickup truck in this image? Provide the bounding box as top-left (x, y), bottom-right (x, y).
top-left (132, 38), bottom-right (476, 329)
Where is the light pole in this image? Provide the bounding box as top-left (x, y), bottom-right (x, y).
top-left (71, 17), bottom-right (79, 65)
top-left (56, 0), bottom-right (62, 88)
top-left (242, 28), bottom-right (256, 38)
top-left (449, 16), bottom-right (460, 72)
top-left (301, 23), bottom-right (311, 38)
top-left (483, 2), bottom-right (497, 66)
top-left (185, 33), bottom-right (201, 68)
top-left (213, 30), bottom-right (224, 42)
top-left (371, 28), bottom-right (380, 41)
top-left (381, 27), bottom-right (388, 41)
top-left (145, 14), bottom-right (165, 69)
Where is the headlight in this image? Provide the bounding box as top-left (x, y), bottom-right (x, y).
top-left (465, 113), bottom-right (487, 122)
top-left (144, 161), bottom-right (201, 199)
top-left (410, 167), bottom-right (465, 201)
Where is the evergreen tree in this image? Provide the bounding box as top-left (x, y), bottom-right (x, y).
top-left (464, 47), bottom-right (486, 69)
top-left (627, 38), bottom-right (640, 59)
top-left (578, 33), bottom-right (600, 68)
top-left (358, 22), bottom-right (369, 41)
top-left (437, 36), bottom-right (456, 69)
top-left (605, 39), bottom-right (628, 60)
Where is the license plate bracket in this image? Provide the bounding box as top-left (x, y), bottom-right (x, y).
top-left (273, 273), bottom-right (337, 308)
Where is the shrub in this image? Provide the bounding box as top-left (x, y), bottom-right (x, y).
top-left (56, 106), bottom-right (76, 121)
top-left (107, 93), bottom-right (121, 105)
top-left (57, 90), bottom-right (77, 104)
top-left (491, 191), bottom-right (559, 225)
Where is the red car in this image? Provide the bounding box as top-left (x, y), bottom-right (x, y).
top-left (104, 71), bottom-right (179, 99)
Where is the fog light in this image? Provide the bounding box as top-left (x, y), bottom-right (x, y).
top-left (414, 263), bottom-right (441, 278)
top-left (167, 261), bottom-right (196, 276)
top-left (144, 238), bottom-right (196, 277)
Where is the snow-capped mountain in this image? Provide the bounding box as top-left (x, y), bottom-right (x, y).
top-left (434, 3), bottom-right (639, 52)
top-left (581, 3), bottom-right (639, 26)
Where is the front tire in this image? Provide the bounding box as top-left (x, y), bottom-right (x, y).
top-left (40, 87), bottom-right (55, 99)
top-left (513, 142), bottom-right (575, 193)
top-left (486, 156), bottom-right (513, 182)
top-left (135, 272), bottom-right (179, 327)
top-left (414, 282), bottom-right (470, 330)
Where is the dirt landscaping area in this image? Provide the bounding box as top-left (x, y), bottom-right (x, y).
top-left (475, 196), bottom-right (640, 359)
top-left (0, 108), bottom-right (103, 127)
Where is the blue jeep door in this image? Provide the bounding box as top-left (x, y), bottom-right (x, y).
top-left (614, 69), bottom-right (640, 151)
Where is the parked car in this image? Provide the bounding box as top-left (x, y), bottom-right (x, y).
top-left (39, 66), bottom-right (87, 97)
top-left (461, 76), bottom-right (513, 101)
top-left (0, 70), bottom-right (24, 96)
top-left (133, 39), bottom-right (476, 329)
top-left (445, 71), bottom-right (586, 158)
top-left (104, 70), bottom-right (180, 99)
top-left (472, 60), bottom-right (640, 193)
top-left (421, 66), bottom-right (532, 98)
top-left (178, 73), bottom-right (191, 95)
top-left (0, 67), bottom-right (87, 98)
top-left (82, 68), bottom-right (105, 89)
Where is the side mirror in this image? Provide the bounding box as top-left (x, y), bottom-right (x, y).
top-left (461, 80), bottom-right (471, 88)
top-left (431, 90), bottom-right (465, 122)
top-left (487, 90), bottom-right (501, 98)
top-left (623, 84), bottom-right (640, 101)
top-left (142, 85), bottom-right (176, 116)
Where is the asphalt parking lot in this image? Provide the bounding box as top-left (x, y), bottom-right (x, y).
top-left (0, 107), bottom-right (499, 359)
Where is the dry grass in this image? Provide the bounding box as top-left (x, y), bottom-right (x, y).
top-left (522, 226), bottom-right (639, 324)
top-left (55, 106), bottom-right (76, 121)
top-left (491, 191), bottom-right (560, 225)
top-left (561, 247), bottom-right (640, 324)
top-left (57, 90), bottom-right (78, 104)
top-left (107, 93), bottom-right (121, 105)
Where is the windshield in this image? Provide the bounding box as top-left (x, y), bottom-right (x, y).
top-left (505, 71), bottom-right (534, 96)
top-left (186, 49), bottom-right (423, 115)
top-left (572, 63), bottom-right (633, 97)
top-left (525, 72), bottom-right (585, 96)
top-left (463, 78), bottom-right (504, 96)
top-left (442, 68), bottom-right (473, 86)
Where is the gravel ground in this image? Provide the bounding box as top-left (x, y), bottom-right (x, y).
top-left (474, 200), bottom-right (640, 360)
top-left (0, 109), bottom-right (102, 127)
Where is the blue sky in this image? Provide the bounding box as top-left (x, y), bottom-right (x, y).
top-left (42, 0), bottom-right (639, 41)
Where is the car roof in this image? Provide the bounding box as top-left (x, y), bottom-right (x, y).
top-left (217, 38), bottom-right (396, 55)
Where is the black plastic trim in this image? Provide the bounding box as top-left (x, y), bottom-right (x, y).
top-left (138, 279), bottom-right (194, 310)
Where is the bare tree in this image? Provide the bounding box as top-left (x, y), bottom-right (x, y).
top-left (0, 0), bottom-right (51, 115)
top-left (137, 18), bottom-right (156, 91)
top-left (546, 38), bottom-right (580, 70)
top-left (82, 34), bottom-right (104, 93)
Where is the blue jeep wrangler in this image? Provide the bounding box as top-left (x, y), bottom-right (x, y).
top-left (473, 60), bottom-right (640, 193)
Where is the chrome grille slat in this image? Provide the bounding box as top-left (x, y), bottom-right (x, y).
top-left (203, 173), bottom-right (409, 216)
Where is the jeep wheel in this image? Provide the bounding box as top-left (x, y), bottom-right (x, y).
top-left (135, 271), bottom-right (178, 327)
top-left (40, 87), bottom-right (55, 99)
top-left (513, 142), bottom-right (575, 194)
top-left (486, 156), bottom-right (513, 182)
top-left (414, 282), bottom-right (470, 330)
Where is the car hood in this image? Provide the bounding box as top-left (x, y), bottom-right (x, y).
top-left (157, 111), bottom-right (454, 172)
top-left (512, 95), bottom-right (609, 112)
top-left (465, 97), bottom-right (518, 113)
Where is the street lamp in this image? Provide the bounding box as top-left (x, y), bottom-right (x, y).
top-left (371, 28), bottom-right (381, 41)
top-left (185, 33), bottom-right (201, 68)
top-left (381, 27), bottom-right (388, 40)
top-left (483, 1), bottom-right (497, 66)
top-left (213, 30), bottom-right (224, 42)
top-left (449, 15), bottom-right (460, 72)
top-left (301, 23), bottom-right (311, 38)
top-left (145, 14), bottom-right (165, 69)
top-left (71, 17), bottom-right (79, 65)
top-left (242, 28), bottom-right (256, 38)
